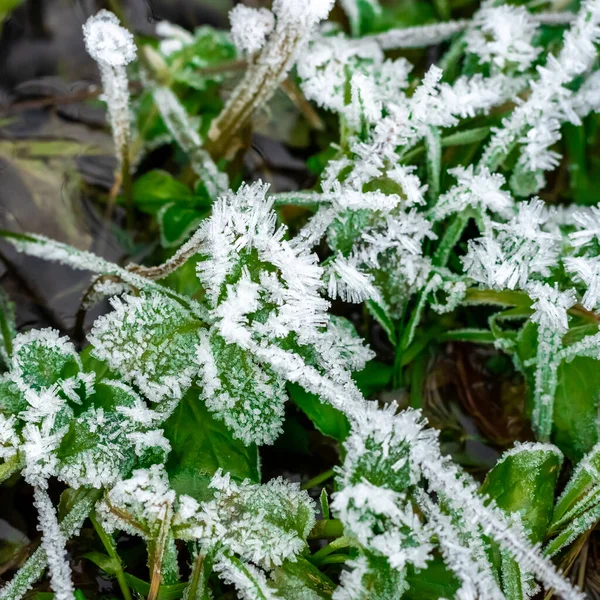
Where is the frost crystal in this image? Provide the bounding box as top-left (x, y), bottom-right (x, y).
top-left (434, 166), bottom-right (514, 220)
top-left (564, 256), bottom-right (600, 310)
top-left (528, 282), bottom-right (577, 334)
top-left (466, 5), bottom-right (541, 72)
top-left (462, 200), bottom-right (560, 290)
top-left (230, 5), bottom-right (275, 55)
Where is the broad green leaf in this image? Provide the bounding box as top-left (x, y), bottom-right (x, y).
top-left (89, 293), bottom-right (204, 403)
top-left (269, 558), bottom-right (335, 599)
top-left (552, 357), bottom-right (600, 461)
top-left (346, 551), bottom-right (408, 600)
top-left (203, 332), bottom-right (288, 445)
top-left (327, 209), bottom-right (371, 255)
top-left (404, 556), bottom-right (460, 600)
top-left (163, 388), bottom-right (260, 502)
top-left (288, 383), bottom-right (350, 442)
top-left (56, 382), bottom-right (167, 487)
top-left (481, 444), bottom-right (563, 600)
top-left (481, 444), bottom-right (563, 544)
top-left (168, 27), bottom-right (236, 72)
top-left (0, 376), bottom-right (27, 416)
top-left (217, 553), bottom-right (273, 600)
top-left (353, 360), bottom-right (393, 398)
top-left (343, 0), bottom-right (383, 36)
top-left (11, 329), bottom-right (81, 391)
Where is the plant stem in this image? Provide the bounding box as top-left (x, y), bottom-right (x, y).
top-left (310, 536), bottom-right (353, 565)
top-left (90, 512), bottom-right (132, 600)
top-left (121, 148), bottom-right (134, 231)
top-left (301, 469), bottom-right (335, 490)
top-left (184, 551), bottom-right (213, 600)
top-left (308, 519), bottom-right (344, 540)
top-left (147, 504), bottom-right (172, 600)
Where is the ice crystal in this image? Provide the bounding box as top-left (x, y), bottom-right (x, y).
top-left (466, 4), bottom-right (541, 72)
top-left (528, 282), bottom-right (577, 334)
top-left (462, 200), bottom-right (560, 290)
top-left (229, 5), bottom-right (275, 55)
top-left (481, 0), bottom-right (600, 185)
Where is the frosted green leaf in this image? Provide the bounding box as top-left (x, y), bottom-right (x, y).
top-left (550, 443), bottom-right (600, 534)
top-left (214, 553), bottom-right (280, 600)
top-left (481, 442), bottom-right (563, 543)
top-left (89, 293), bottom-right (204, 403)
top-left (269, 558), bottom-right (336, 599)
top-left (334, 553), bottom-right (408, 600)
top-left (481, 443), bottom-right (563, 599)
top-left (0, 375), bottom-right (28, 416)
top-left (56, 381), bottom-right (169, 489)
top-left (198, 470), bottom-right (316, 569)
top-left (196, 331), bottom-right (288, 446)
top-left (11, 329), bottom-right (81, 391)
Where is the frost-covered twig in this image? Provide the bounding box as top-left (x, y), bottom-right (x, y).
top-left (360, 11), bottom-right (574, 50)
top-left (206, 0), bottom-right (334, 157)
top-left (83, 11), bottom-right (136, 223)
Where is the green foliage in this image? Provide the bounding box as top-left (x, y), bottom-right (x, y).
top-left (163, 388), bottom-right (260, 502)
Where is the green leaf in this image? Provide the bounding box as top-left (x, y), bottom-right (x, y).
top-left (550, 444), bottom-right (600, 533)
top-left (366, 300), bottom-right (396, 346)
top-left (404, 556), bottom-right (460, 600)
top-left (89, 293), bottom-right (204, 403)
top-left (353, 360), bottom-right (393, 398)
top-left (552, 357), bottom-right (600, 461)
top-left (425, 126), bottom-right (441, 204)
top-left (83, 551), bottom-right (121, 577)
top-left (288, 383), bottom-right (350, 442)
top-left (0, 0), bottom-right (24, 23)
top-left (481, 444), bottom-right (563, 544)
top-left (343, 0), bottom-right (383, 36)
top-left (463, 288), bottom-right (533, 309)
top-left (133, 170), bottom-right (196, 216)
top-left (0, 288), bottom-right (15, 365)
top-left (205, 332), bottom-right (288, 445)
top-left (123, 575), bottom-right (187, 600)
top-left (481, 444), bottom-right (563, 600)
top-left (12, 329), bottom-right (80, 391)
top-left (163, 387), bottom-right (260, 502)
top-left (346, 551), bottom-right (408, 600)
top-left (269, 558), bottom-right (335, 599)
top-left (441, 328), bottom-right (495, 343)
top-left (158, 203), bottom-right (207, 248)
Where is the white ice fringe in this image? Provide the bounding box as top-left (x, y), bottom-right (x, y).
top-left (33, 486), bottom-right (75, 600)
